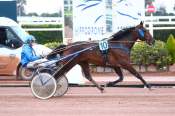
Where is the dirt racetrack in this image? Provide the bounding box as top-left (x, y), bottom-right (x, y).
top-left (0, 87), bottom-right (175, 116)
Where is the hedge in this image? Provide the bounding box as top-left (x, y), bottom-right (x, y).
top-left (22, 24), bottom-right (63, 45)
top-left (130, 40), bottom-right (172, 71)
top-left (28, 31), bottom-right (63, 44)
top-left (22, 24), bottom-right (62, 29)
top-left (44, 42), bottom-right (62, 49)
top-left (154, 30), bottom-right (175, 42)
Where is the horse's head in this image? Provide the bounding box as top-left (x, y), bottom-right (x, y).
top-left (135, 21), bottom-right (154, 45)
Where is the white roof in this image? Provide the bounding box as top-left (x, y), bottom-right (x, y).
top-left (0, 17), bottom-right (18, 26)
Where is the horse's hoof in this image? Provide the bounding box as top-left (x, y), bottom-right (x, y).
top-left (100, 89), bottom-right (105, 93)
top-left (100, 84), bottom-right (106, 87)
top-left (99, 87), bottom-right (104, 93)
top-left (106, 82), bottom-right (115, 87)
top-left (144, 84), bottom-right (152, 90)
top-left (147, 84), bottom-right (152, 89)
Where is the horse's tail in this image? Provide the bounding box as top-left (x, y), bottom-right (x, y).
top-left (55, 44), bottom-right (67, 55)
top-left (47, 44), bottom-right (67, 59)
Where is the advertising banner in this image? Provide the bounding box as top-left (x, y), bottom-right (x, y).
top-left (112, 0), bottom-right (145, 32)
top-left (73, 0), bottom-right (106, 42)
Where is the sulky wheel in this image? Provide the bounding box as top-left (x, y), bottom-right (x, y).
top-left (54, 75), bottom-right (69, 97)
top-left (31, 73), bottom-right (57, 99)
top-left (18, 66), bottom-right (35, 80)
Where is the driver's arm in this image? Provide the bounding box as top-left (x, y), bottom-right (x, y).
top-left (23, 46), bottom-right (40, 62)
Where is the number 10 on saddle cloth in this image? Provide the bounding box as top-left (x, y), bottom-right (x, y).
top-left (99, 40), bottom-right (109, 54)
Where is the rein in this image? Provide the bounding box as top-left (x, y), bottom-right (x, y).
top-left (47, 42), bottom-right (96, 56)
top-left (57, 45), bottom-right (98, 61)
top-left (48, 40), bottom-right (143, 56)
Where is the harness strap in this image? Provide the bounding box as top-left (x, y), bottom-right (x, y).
top-left (102, 53), bottom-right (109, 65)
top-left (110, 44), bottom-right (130, 54)
top-left (98, 42), bottom-right (130, 65)
top-left (58, 45), bottom-right (97, 62)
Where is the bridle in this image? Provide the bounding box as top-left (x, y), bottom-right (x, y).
top-left (137, 28), bottom-right (146, 41)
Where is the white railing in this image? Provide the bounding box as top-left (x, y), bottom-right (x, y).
top-left (145, 16), bottom-right (175, 22)
top-left (17, 16), bottom-right (64, 31)
top-left (144, 16), bottom-right (175, 36)
top-left (17, 16), bottom-right (63, 25)
top-left (17, 16), bottom-right (175, 35)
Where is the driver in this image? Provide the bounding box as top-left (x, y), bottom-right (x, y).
top-left (21, 35), bottom-right (41, 67)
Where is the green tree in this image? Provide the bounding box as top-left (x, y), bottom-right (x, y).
top-left (27, 12), bottom-right (39, 17)
top-left (166, 34), bottom-right (175, 62)
top-left (17, 0), bottom-right (26, 16)
top-left (40, 13), bottom-right (61, 17)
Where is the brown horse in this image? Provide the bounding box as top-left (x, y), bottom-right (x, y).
top-left (50, 22), bottom-right (154, 92)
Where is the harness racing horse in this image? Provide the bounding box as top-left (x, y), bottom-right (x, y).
top-left (50, 22), bottom-right (154, 92)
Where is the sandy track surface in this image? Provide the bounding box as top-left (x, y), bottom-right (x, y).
top-left (0, 87), bottom-right (175, 116)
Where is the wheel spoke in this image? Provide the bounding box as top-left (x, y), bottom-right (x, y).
top-left (31, 73), bottom-right (57, 99)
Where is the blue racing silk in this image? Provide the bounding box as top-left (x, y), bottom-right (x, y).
top-left (21, 44), bottom-right (40, 67)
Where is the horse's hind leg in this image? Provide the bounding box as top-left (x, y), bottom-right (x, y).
top-left (123, 64), bottom-right (151, 89)
top-left (107, 67), bottom-right (123, 87)
top-left (79, 62), bottom-right (104, 92)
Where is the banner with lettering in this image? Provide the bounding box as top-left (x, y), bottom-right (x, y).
top-left (73, 0), bottom-right (106, 42)
top-left (112, 0), bottom-right (145, 32)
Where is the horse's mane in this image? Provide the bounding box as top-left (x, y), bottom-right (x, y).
top-left (110, 27), bottom-right (135, 41)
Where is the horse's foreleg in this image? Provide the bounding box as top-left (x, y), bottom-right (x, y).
top-left (122, 64), bottom-right (151, 90)
top-left (107, 67), bottom-right (123, 87)
top-left (79, 62), bottom-right (104, 92)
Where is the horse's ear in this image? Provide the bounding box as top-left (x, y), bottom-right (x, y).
top-left (140, 21), bottom-right (144, 26)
